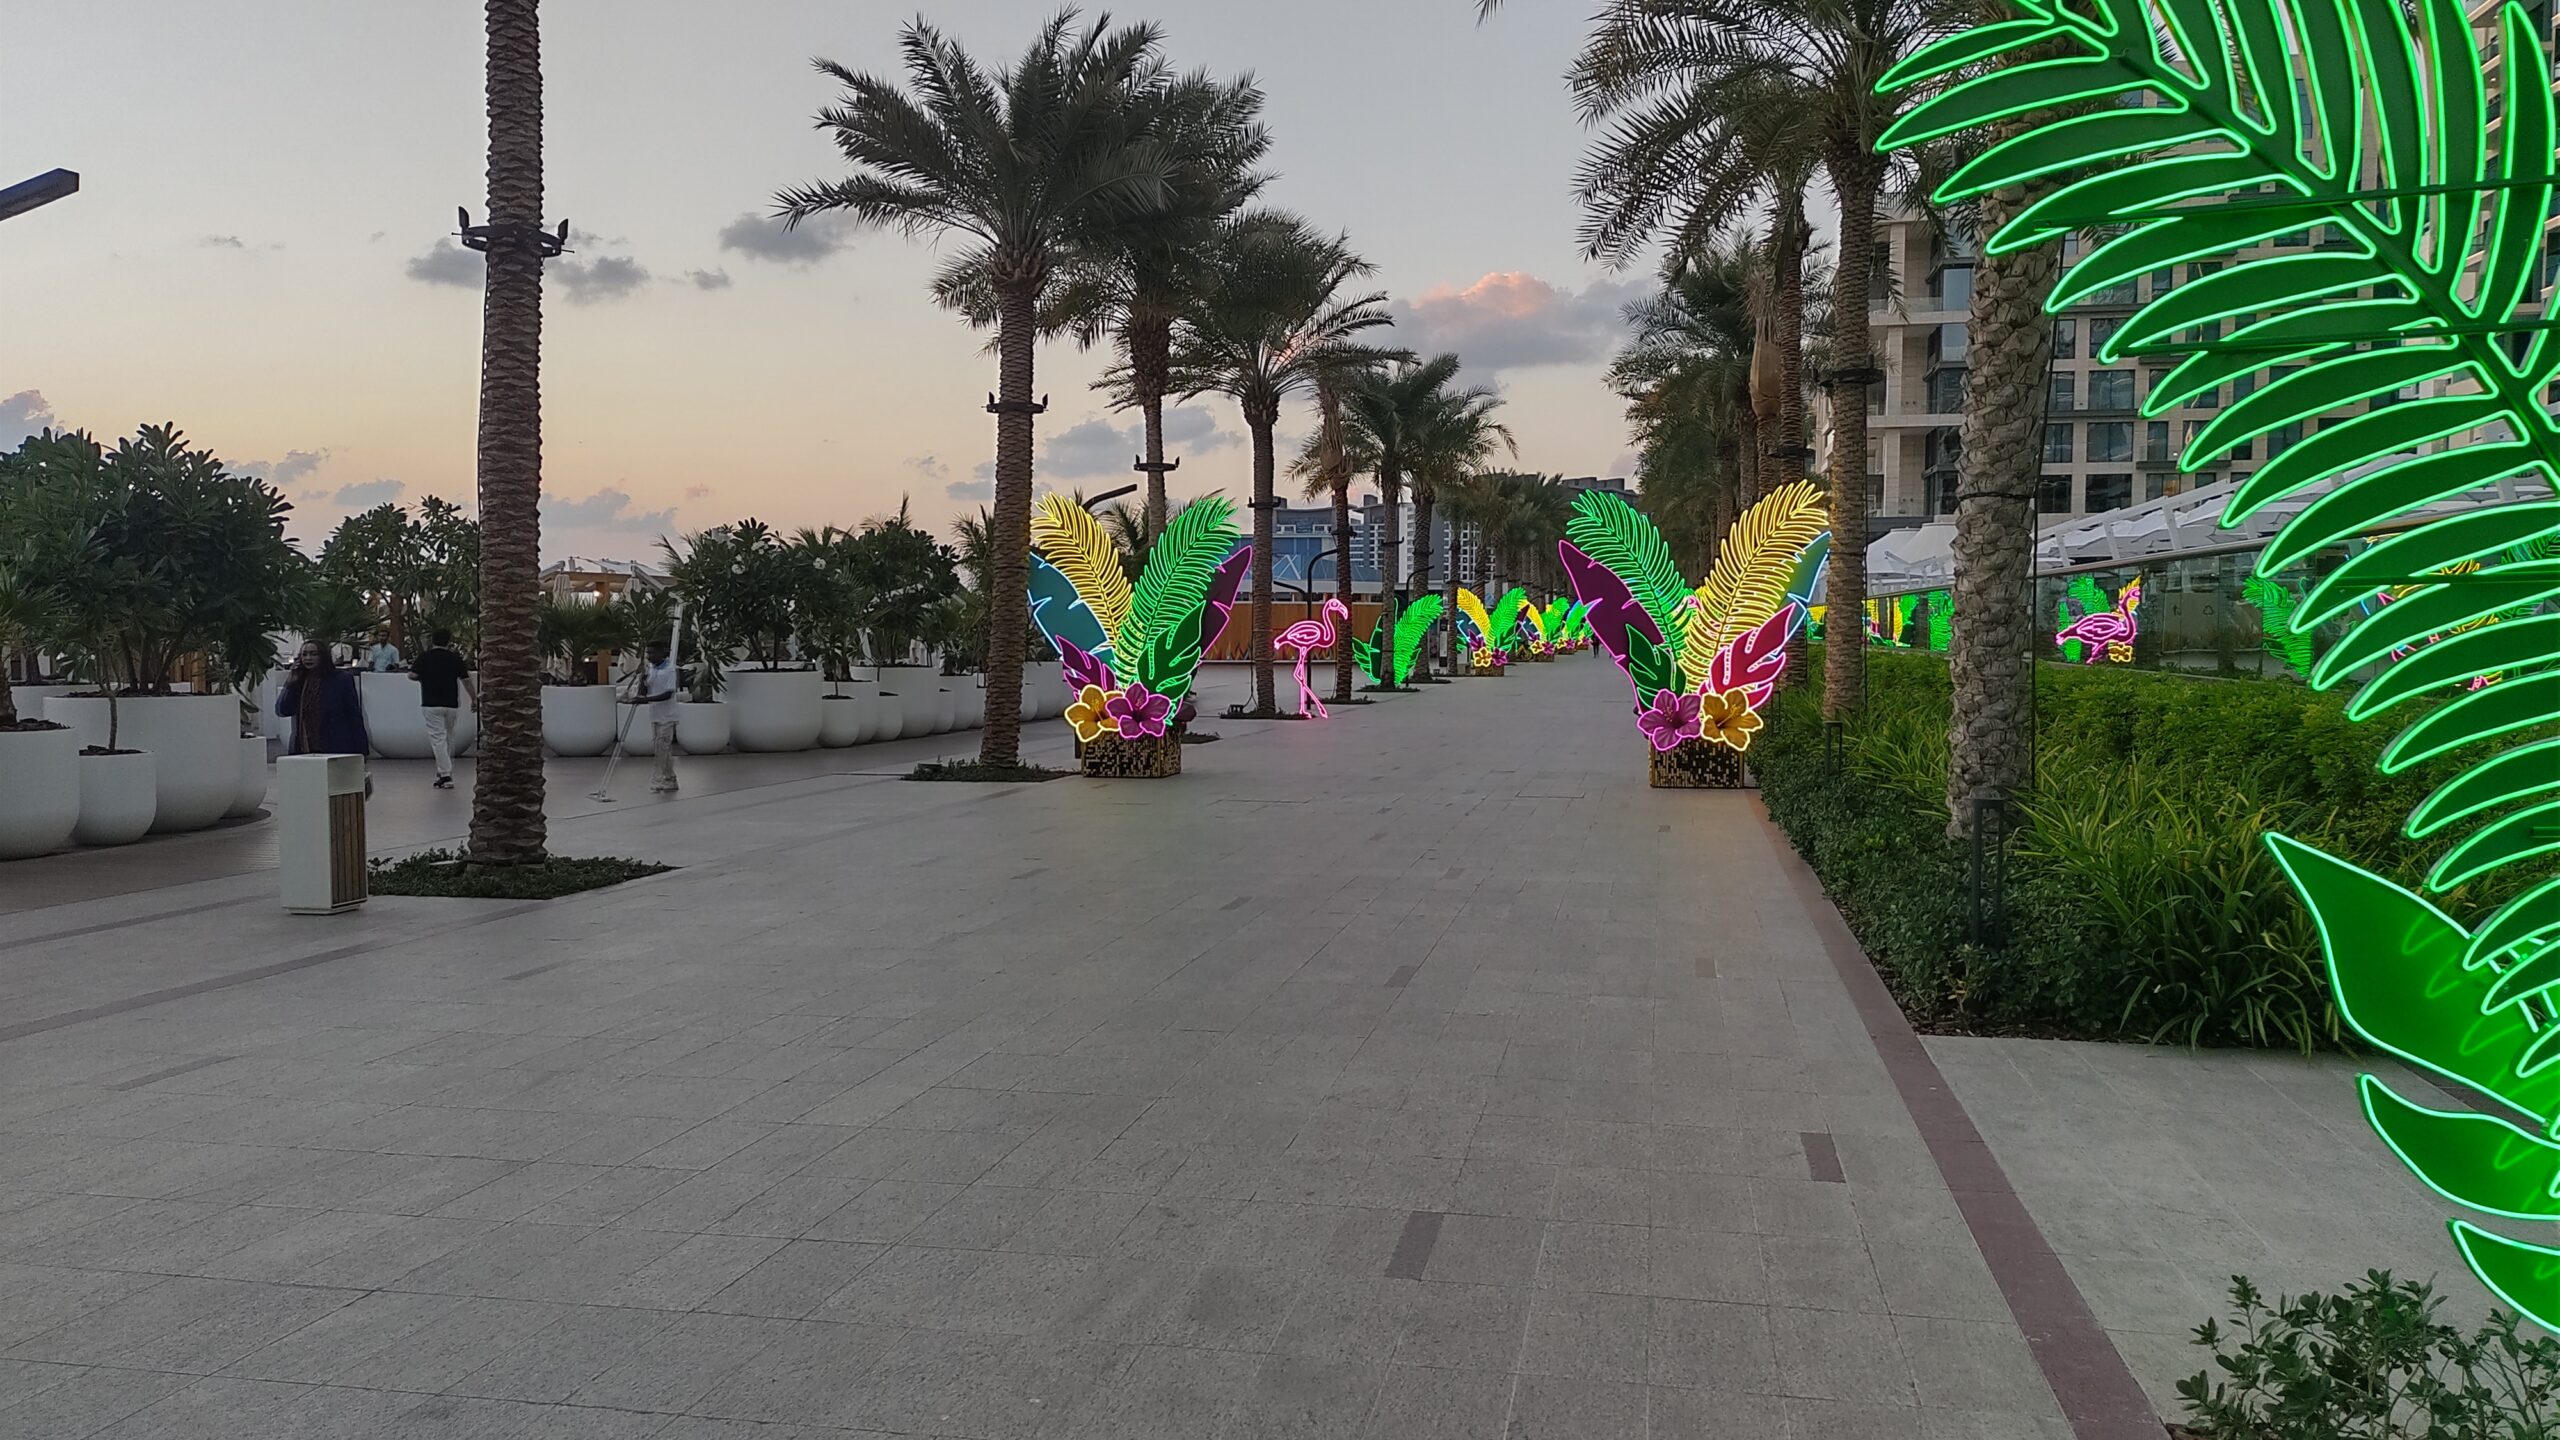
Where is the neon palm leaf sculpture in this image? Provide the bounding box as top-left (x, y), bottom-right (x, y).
top-left (1029, 492), bottom-right (1246, 742)
top-left (1561, 482), bottom-right (1831, 751)
top-left (2243, 575), bottom-right (2319, 678)
top-left (1487, 587), bottom-right (1529, 664)
top-left (1351, 594), bottom-right (1445, 688)
top-left (1521, 599), bottom-right (1555, 656)
top-left (1883, 0), bottom-right (2560, 1327)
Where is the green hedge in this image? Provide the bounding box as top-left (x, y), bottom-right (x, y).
top-left (1755, 654), bottom-right (2509, 1051)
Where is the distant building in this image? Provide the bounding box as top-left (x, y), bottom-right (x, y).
top-left (541, 557), bottom-right (663, 604)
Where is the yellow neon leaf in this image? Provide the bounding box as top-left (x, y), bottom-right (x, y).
top-left (1682, 481), bottom-right (1830, 688)
top-left (1029, 493), bottom-right (1134, 656)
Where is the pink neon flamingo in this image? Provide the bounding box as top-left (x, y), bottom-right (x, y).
top-left (1275, 597), bottom-right (1350, 717)
top-left (2055, 577), bottom-right (2142, 663)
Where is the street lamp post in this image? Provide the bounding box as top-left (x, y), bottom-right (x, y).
top-left (0, 169), bottom-right (79, 223)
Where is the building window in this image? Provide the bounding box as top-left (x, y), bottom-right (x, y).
top-left (2038, 473), bottom-right (2075, 513)
top-left (2089, 421), bottom-right (2133, 461)
top-left (2145, 472), bottom-right (2173, 501)
top-left (2048, 373), bottom-right (2076, 413)
top-left (2088, 369), bottom-right (2135, 410)
top-left (2190, 383), bottom-right (2221, 409)
top-left (1935, 266), bottom-right (1973, 308)
top-left (1931, 323), bottom-right (1969, 363)
top-left (2090, 315), bottom-right (2122, 356)
top-left (2149, 267), bottom-right (2176, 299)
top-left (2145, 420), bottom-right (2173, 461)
top-left (2042, 424), bottom-right (2075, 464)
top-left (1928, 367), bottom-right (1967, 413)
top-left (2052, 318), bottom-right (2078, 359)
top-left (1869, 474), bottom-right (1885, 513)
top-left (2086, 473), bottom-right (2133, 512)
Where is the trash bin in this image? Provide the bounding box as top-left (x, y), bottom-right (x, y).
top-left (278, 754), bottom-right (368, 914)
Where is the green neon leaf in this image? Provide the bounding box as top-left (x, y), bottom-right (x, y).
top-left (2314, 579), bottom-right (2560, 686)
top-left (1881, 57), bottom-right (2151, 153)
top-left (1128, 496), bottom-right (1239, 661)
top-left (1136, 604), bottom-right (1205, 707)
top-left (2470, 876), bottom-right (2560, 972)
top-left (1943, 110), bottom-right (2228, 201)
top-left (1879, 15), bottom-right (2078, 92)
top-left (2302, 508), bottom-right (2560, 627)
top-left (2057, 207), bottom-right (2340, 310)
top-left (2428, 799), bottom-right (2560, 891)
top-left (2348, 616), bottom-right (2560, 719)
top-left (2226, 395), bottom-right (2508, 526)
top-left (2258, 446), bottom-right (2541, 574)
top-left (2361, 1078), bottom-right (2560, 1220)
top-left (2450, 1222), bottom-right (2560, 1333)
top-left (2381, 670), bottom-right (2560, 772)
top-left (2185, 346), bottom-right (2465, 465)
top-left (1624, 625), bottom-right (1678, 704)
top-left (1566, 490), bottom-right (1689, 641)
top-left (1393, 594), bottom-right (1443, 682)
top-left (2113, 255), bottom-right (2396, 357)
top-left (1999, 154), bottom-right (2289, 253)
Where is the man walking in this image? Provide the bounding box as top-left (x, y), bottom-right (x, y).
top-left (629, 637), bottom-right (681, 794)
top-left (368, 630), bottom-right (403, 672)
top-left (411, 629), bottom-right (476, 789)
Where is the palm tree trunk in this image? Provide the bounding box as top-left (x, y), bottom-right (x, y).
top-left (1411, 485), bottom-right (1436, 673)
top-left (1823, 162), bottom-right (1881, 722)
top-left (1132, 315), bottom-right (1172, 540)
top-left (1736, 404), bottom-right (1760, 509)
top-left (1247, 398), bottom-right (1279, 715)
top-left (1947, 147), bottom-right (2062, 840)
top-left (1379, 465), bottom-right (1403, 598)
top-left (977, 281), bottom-right (1038, 767)
top-left (466, 0), bottom-right (548, 866)
top-left (1445, 526), bottom-right (1461, 662)
top-left (1773, 195), bottom-right (1809, 486)
top-left (1319, 386), bottom-right (1354, 703)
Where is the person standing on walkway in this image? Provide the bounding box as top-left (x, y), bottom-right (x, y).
top-left (410, 629), bottom-right (476, 790)
top-left (368, 630), bottom-right (403, 672)
top-left (276, 641), bottom-right (371, 796)
top-left (627, 637), bottom-right (681, 794)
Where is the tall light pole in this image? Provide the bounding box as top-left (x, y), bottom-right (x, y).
top-left (0, 169), bottom-right (78, 223)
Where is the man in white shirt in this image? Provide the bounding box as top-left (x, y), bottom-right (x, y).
top-left (627, 638), bottom-right (682, 793)
top-left (368, 631), bottom-right (403, 672)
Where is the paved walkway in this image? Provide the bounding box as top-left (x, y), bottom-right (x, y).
top-left (0, 658), bottom-right (2487, 1437)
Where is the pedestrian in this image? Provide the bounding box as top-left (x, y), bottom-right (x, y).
top-left (626, 637), bottom-right (681, 794)
top-left (368, 630), bottom-right (403, 672)
top-left (410, 629), bottom-right (476, 789)
top-left (276, 640), bottom-right (371, 796)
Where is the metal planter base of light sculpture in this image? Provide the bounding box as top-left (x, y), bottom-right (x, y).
top-left (1081, 732), bottom-right (1182, 779)
top-left (1469, 659), bottom-right (1507, 678)
top-left (1648, 739), bottom-right (1746, 790)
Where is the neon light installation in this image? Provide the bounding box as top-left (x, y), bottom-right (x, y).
top-left (1882, 0), bottom-right (2560, 1326)
top-left (1273, 596), bottom-right (1349, 718)
top-left (1026, 492), bottom-right (1247, 744)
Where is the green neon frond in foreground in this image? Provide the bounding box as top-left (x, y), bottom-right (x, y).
top-left (1883, 0), bottom-right (2560, 1329)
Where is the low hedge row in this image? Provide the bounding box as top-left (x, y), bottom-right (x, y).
top-left (1755, 654), bottom-right (2505, 1051)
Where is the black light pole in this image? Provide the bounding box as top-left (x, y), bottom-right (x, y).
top-left (0, 169), bottom-right (78, 223)
top-left (1080, 484), bottom-right (1138, 512)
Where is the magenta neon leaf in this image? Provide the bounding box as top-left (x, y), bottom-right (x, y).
top-left (1057, 637), bottom-right (1115, 692)
top-left (1707, 605), bottom-right (1798, 709)
top-left (1559, 540), bottom-right (1663, 692)
top-left (1202, 545), bottom-right (1253, 653)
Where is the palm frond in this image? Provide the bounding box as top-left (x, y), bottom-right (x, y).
top-left (1565, 489), bottom-right (1690, 644)
top-left (1394, 594), bottom-right (1446, 680)
top-left (1128, 493), bottom-right (1240, 655)
top-left (1029, 492), bottom-right (1134, 654)
top-left (1681, 479), bottom-right (1830, 685)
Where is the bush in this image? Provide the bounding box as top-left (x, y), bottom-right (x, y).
top-left (368, 849), bottom-right (671, 899)
top-left (2177, 1273), bottom-right (2560, 1438)
top-left (1755, 652), bottom-right (2508, 1050)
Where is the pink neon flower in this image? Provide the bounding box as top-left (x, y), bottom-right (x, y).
top-left (1637, 689), bottom-right (1703, 752)
top-left (1105, 681), bottom-right (1172, 739)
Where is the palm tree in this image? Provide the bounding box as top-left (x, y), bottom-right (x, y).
top-left (780, 13), bottom-right (1177, 769)
top-left (466, 0), bottom-right (552, 866)
top-left (1292, 367), bottom-right (1379, 704)
top-left (1611, 242), bottom-right (1761, 567)
top-left (1406, 384), bottom-right (1514, 670)
top-left (1337, 354), bottom-right (1461, 607)
top-left (1164, 212), bottom-right (1396, 715)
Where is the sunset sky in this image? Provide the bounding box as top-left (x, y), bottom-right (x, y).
top-left (4, 1), bottom-right (1646, 560)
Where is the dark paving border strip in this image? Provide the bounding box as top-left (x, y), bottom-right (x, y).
top-left (11, 892), bottom-right (266, 948)
top-left (1800, 1131), bottom-right (1846, 1183)
top-left (1759, 807), bottom-right (2161, 1440)
top-left (0, 901), bottom-right (546, 1046)
top-left (109, 1054), bottom-right (235, 1090)
top-left (1384, 965), bottom-right (1420, 989)
top-left (1384, 1210), bottom-right (1443, 1280)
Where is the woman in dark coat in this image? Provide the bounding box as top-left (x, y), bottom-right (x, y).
top-left (276, 640), bottom-right (371, 758)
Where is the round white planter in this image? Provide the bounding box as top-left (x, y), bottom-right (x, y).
top-left (727, 668), bottom-right (824, 752)
top-left (46, 694), bottom-right (236, 833)
top-left (1018, 663), bottom-right (1053, 719)
top-left (8, 683), bottom-right (77, 721)
top-left (867, 681), bottom-right (906, 742)
top-left (956, 681), bottom-right (985, 730)
top-left (0, 724), bottom-right (82, 859)
top-left (818, 692), bottom-right (872, 747)
top-left (359, 671), bottom-right (478, 760)
top-left (541, 685), bottom-right (619, 757)
top-left (890, 675), bottom-right (939, 738)
top-left (73, 749), bottom-right (156, 847)
top-left (226, 736), bottom-right (270, 819)
top-left (675, 701), bottom-right (730, 755)
top-left (931, 685), bottom-right (958, 734)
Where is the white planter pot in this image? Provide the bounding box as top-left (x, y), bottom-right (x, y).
top-left (541, 685), bottom-right (619, 757)
top-left (675, 701), bottom-right (730, 755)
top-left (359, 671), bottom-right (478, 760)
top-left (727, 668), bottom-right (824, 752)
top-left (867, 682), bottom-right (906, 742)
top-left (1022, 663), bottom-right (1056, 719)
top-left (0, 724), bottom-right (82, 859)
top-left (889, 675), bottom-right (939, 738)
top-left (46, 694), bottom-right (236, 833)
top-left (73, 749), bottom-right (156, 847)
top-left (930, 685), bottom-right (958, 734)
top-left (7, 683), bottom-right (76, 722)
top-left (226, 736), bottom-right (269, 819)
top-left (819, 692), bottom-right (872, 747)
top-left (956, 681), bottom-right (985, 730)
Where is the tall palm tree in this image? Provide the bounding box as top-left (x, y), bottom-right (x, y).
top-left (1410, 387), bottom-right (1515, 669)
top-left (1612, 241), bottom-right (1761, 568)
top-left (1291, 367), bottom-right (1377, 703)
top-left (1336, 354), bottom-right (1458, 606)
top-left (780, 13), bottom-right (1177, 769)
top-left (1165, 212), bottom-right (1396, 715)
top-left (466, 0), bottom-right (551, 866)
